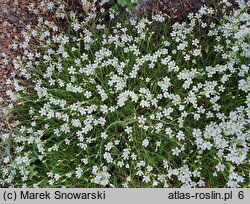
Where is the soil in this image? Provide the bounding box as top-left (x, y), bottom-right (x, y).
top-left (0, 0), bottom-right (38, 133)
top-left (132, 0), bottom-right (240, 22)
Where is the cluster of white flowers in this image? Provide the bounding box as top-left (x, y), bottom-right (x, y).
top-left (0, 0), bottom-right (249, 187)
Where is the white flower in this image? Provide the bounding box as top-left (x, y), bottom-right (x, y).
top-left (104, 152), bottom-right (113, 163)
top-left (142, 139), bottom-right (149, 148)
top-left (142, 175), bottom-right (151, 183)
top-left (176, 131), bottom-right (185, 141)
top-left (100, 132), bottom-right (108, 139)
top-left (48, 179), bottom-right (54, 185)
top-left (66, 173), bottom-right (72, 178)
top-left (105, 142), bottom-right (114, 151)
top-left (54, 174), bottom-right (61, 181)
top-left (64, 139), bottom-right (70, 145)
top-left (75, 167), bottom-right (83, 179)
top-left (216, 162), bottom-right (225, 172)
top-left (72, 119), bottom-right (81, 127)
top-left (172, 147), bottom-right (181, 156)
top-left (125, 126), bottom-right (133, 134)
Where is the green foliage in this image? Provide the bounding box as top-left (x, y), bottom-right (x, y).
top-left (113, 0), bottom-right (140, 12)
